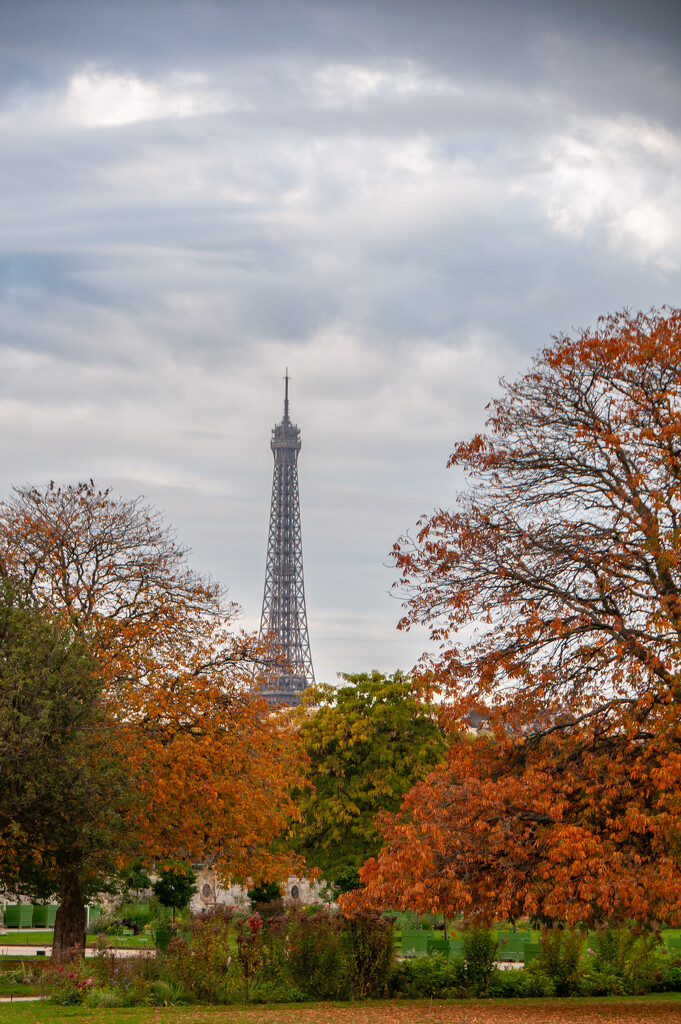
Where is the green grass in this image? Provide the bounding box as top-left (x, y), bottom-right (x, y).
top-left (1, 930), bottom-right (153, 951)
top-left (1, 933), bottom-right (54, 946)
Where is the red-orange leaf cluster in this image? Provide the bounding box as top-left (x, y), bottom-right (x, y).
top-left (343, 308), bottom-right (681, 926)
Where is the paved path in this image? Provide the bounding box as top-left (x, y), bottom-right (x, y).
top-left (0, 943), bottom-right (150, 957)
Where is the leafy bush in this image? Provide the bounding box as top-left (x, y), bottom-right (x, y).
top-left (333, 866), bottom-right (363, 897)
top-left (165, 909), bottom-right (235, 1003)
top-left (488, 965), bottom-right (554, 998)
top-left (535, 926), bottom-right (584, 996)
top-left (87, 911), bottom-right (117, 935)
top-left (286, 908), bottom-right (351, 1000)
top-left (461, 926), bottom-right (498, 996)
top-left (148, 980), bottom-right (185, 1006)
top-left (390, 954), bottom-right (466, 998)
top-left (84, 986), bottom-right (132, 1008)
top-left (581, 925), bottom-right (666, 996)
top-left (347, 911), bottom-right (395, 998)
top-left (655, 955), bottom-right (681, 993)
top-left (120, 902), bottom-right (153, 933)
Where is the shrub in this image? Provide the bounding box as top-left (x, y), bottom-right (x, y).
top-left (390, 954), bottom-right (466, 998)
top-left (582, 925), bottom-right (666, 996)
top-left (84, 986), bottom-right (131, 1008)
top-left (148, 980), bottom-right (185, 1006)
top-left (87, 911), bottom-right (117, 935)
top-left (286, 908), bottom-right (351, 1000)
top-left (236, 913), bottom-right (265, 1002)
top-left (347, 911), bottom-right (395, 999)
top-left (461, 926), bottom-right (498, 996)
top-left (165, 909), bottom-right (234, 1003)
top-left (488, 965), bottom-right (554, 998)
top-left (535, 926), bottom-right (584, 996)
top-left (47, 961), bottom-right (97, 1006)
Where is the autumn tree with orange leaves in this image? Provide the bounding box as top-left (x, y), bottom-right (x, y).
top-left (0, 482), bottom-right (304, 958)
top-left (342, 307), bottom-right (681, 929)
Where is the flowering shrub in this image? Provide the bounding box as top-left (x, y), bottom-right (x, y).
top-left (236, 913), bottom-right (265, 1001)
top-left (164, 908), bottom-right (236, 1003)
top-left (49, 962), bottom-right (96, 1006)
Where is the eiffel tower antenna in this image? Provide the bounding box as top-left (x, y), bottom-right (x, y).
top-left (257, 373), bottom-right (315, 706)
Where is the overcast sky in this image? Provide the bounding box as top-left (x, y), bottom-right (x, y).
top-left (1, 0), bottom-right (679, 684)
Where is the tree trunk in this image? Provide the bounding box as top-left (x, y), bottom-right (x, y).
top-left (52, 866), bottom-right (86, 960)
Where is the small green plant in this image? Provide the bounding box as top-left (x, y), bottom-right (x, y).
top-left (149, 979), bottom-right (185, 1005)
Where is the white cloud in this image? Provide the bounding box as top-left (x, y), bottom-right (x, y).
top-left (0, 65), bottom-right (229, 131)
top-left (530, 115), bottom-right (681, 267)
top-left (312, 60), bottom-right (459, 107)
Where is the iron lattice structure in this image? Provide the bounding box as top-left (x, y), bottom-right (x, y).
top-left (258, 375), bottom-right (315, 706)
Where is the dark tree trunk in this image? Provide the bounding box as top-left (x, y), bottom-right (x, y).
top-left (52, 866), bottom-right (86, 960)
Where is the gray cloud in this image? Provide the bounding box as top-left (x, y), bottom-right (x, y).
top-left (0, 0), bottom-right (679, 683)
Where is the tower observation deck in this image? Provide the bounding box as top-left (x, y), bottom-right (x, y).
top-left (257, 373), bottom-right (315, 706)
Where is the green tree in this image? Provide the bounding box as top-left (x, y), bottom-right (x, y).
top-left (0, 583), bottom-right (131, 958)
top-left (153, 860), bottom-right (197, 922)
top-left (290, 671), bottom-right (447, 879)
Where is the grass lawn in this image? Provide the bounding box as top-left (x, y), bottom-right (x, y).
top-left (1, 932), bottom-right (153, 951)
top-left (3, 998), bottom-right (681, 1023)
top-left (1, 933), bottom-right (55, 946)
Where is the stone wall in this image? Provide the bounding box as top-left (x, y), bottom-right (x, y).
top-left (191, 869), bottom-right (328, 914)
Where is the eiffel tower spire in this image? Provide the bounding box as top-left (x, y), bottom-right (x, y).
top-left (258, 372), bottom-right (315, 706)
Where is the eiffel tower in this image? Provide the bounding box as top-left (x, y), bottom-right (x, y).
top-left (258, 373), bottom-right (315, 706)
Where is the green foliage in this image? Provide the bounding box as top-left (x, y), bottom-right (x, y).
top-left (291, 671), bottom-right (447, 877)
top-left (333, 866), bottom-right (363, 898)
top-left (487, 966), bottom-right (555, 998)
top-left (286, 908), bottom-right (352, 1000)
top-left (165, 909), bottom-right (234, 1003)
top-left (122, 857), bottom-right (152, 897)
top-left (247, 880), bottom-right (281, 906)
top-left (535, 926), bottom-right (585, 996)
top-left (461, 925), bottom-right (497, 996)
top-left (153, 861), bottom-right (197, 914)
top-left (0, 582), bottom-right (129, 906)
top-left (582, 925), bottom-right (666, 995)
top-left (347, 911), bottom-right (396, 999)
top-left (390, 953), bottom-right (467, 998)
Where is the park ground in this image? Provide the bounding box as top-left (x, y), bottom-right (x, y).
top-left (4, 999), bottom-right (681, 1023)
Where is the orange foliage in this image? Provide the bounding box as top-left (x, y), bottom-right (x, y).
top-left (343, 308), bottom-right (681, 926)
top-left (0, 482), bottom-right (304, 884)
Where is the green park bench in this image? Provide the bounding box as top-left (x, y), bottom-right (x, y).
top-left (667, 936), bottom-right (681, 954)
